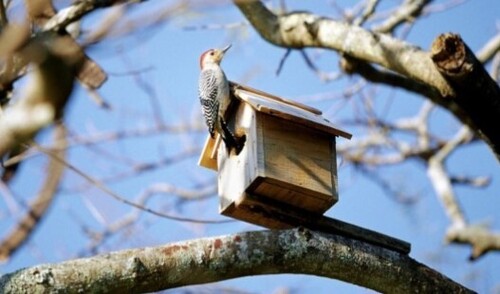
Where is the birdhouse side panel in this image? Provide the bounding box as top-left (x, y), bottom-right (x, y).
top-left (330, 136), bottom-right (339, 203)
top-left (251, 113), bottom-right (338, 212)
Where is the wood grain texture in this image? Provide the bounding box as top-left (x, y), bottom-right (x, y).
top-left (230, 81), bottom-right (322, 115)
top-left (255, 113), bottom-right (337, 212)
top-left (235, 89), bottom-right (352, 139)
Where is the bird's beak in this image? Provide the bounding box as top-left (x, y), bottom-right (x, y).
top-left (222, 44), bottom-right (232, 54)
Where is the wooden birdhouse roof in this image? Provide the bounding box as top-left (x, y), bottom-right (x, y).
top-left (198, 81), bottom-right (352, 170)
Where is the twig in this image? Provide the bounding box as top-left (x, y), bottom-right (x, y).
top-left (372, 0), bottom-right (432, 33)
top-left (32, 143), bottom-right (232, 224)
top-left (353, 0), bottom-right (380, 26)
top-left (446, 225), bottom-right (500, 260)
top-left (300, 50), bottom-right (342, 81)
top-left (427, 127), bottom-right (472, 228)
top-left (276, 48), bottom-right (292, 76)
top-left (0, 123), bottom-right (67, 261)
top-left (476, 32), bottom-right (500, 64)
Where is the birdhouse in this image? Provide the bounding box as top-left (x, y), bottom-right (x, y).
top-left (198, 82), bottom-right (352, 229)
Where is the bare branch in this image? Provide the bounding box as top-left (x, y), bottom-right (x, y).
top-left (340, 55), bottom-right (439, 101)
top-left (372, 0), bottom-right (432, 33)
top-left (235, 1), bottom-right (500, 160)
top-left (275, 48), bottom-right (291, 76)
top-left (33, 143), bottom-right (231, 224)
top-left (25, 0), bottom-right (108, 89)
top-left (353, 0), bottom-right (380, 26)
top-left (476, 32), bottom-right (500, 64)
top-left (233, 0), bottom-right (454, 103)
top-left (42, 0), bottom-right (140, 33)
top-left (0, 123), bottom-right (67, 261)
top-left (447, 225), bottom-right (500, 260)
top-left (427, 127), bottom-right (472, 230)
top-left (0, 229), bottom-right (473, 293)
top-left (431, 33), bottom-right (500, 161)
top-left (491, 52), bottom-right (500, 81)
top-left (0, 35), bottom-right (81, 158)
top-left (80, 183), bottom-right (217, 254)
top-left (450, 176), bottom-right (491, 188)
top-left (300, 50), bottom-right (342, 81)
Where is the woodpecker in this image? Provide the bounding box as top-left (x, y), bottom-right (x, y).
top-left (198, 44), bottom-right (244, 154)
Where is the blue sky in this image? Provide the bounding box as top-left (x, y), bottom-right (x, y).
top-left (1, 0), bottom-right (499, 293)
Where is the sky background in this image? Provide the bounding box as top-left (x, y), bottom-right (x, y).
top-left (1, 0), bottom-right (499, 293)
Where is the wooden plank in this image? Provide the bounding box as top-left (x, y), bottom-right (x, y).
top-left (313, 216), bottom-right (411, 255)
top-left (218, 102), bottom-right (260, 212)
top-left (198, 135), bottom-right (217, 170)
top-left (227, 193), bottom-right (411, 254)
top-left (230, 81), bottom-right (322, 115)
top-left (260, 114), bottom-right (335, 197)
top-left (211, 135), bottom-right (222, 160)
top-left (329, 137), bottom-right (339, 201)
top-left (235, 89), bottom-right (352, 140)
top-left (250, 177), bottom-right (335, 214)
top-left (220, 195), bottom-right (291, 229)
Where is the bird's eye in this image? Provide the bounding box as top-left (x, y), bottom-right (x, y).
top-left (210, 51), bottom-right (215, 56)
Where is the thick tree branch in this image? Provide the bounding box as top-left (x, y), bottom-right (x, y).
top-left (234, 0), bottom-right (453, 97)
top-left (234, 1), bottom-right (500, 160)
top-left (431, 33), bottom-right (500, 161)
top-left (340, 55), bottom-right (438, 100)
top-left (0, 228), bottom-right (473, 293)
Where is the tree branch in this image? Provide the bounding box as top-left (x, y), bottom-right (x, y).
top-left (234, 0), bottom-right (453, 96)
top-left (0, 35), bottom-right (81, 158)
top-left (372, 0), bottom-right (432, 33)
top-left (0, 228), bottom-right (473, 293)
top-left (42, 0), bottom-right (140, 32)
top-left (431, 33), bottom-right (500, 161)
top-left (447, 225), bottom-right (500, 261)
top-left (234, 0), bottom-right (500, 161)
top-left (0, 123), bottom-right (67, 261)
top-left (476, 32), bottom-right (500, 64)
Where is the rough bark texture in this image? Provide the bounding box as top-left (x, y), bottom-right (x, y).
top-left (234, 1), bottom-right (454, 97)
top-left (233, 0), bottom-right (500, 161)
top-left (0, 228), bottom-right (473, 293)
top-left (431, 33), bottom-right (500, 161)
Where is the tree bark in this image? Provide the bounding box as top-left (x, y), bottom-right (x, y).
top-left (0, 228), bottom-right (473, 293)
top-left (233, 0), bottom-right (500, 161)
top-left (431, 33), bottom-right (500, 161)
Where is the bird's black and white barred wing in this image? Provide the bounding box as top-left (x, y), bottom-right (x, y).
top-left (198, 69), bottom-right (219, 137)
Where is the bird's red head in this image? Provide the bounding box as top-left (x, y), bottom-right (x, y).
top-left (199, 45), bottom-right (232, 69)
top-left (199, 49), bottom-right (215, 69)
